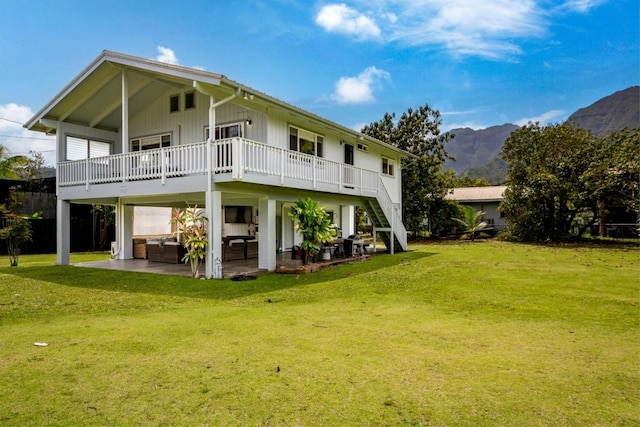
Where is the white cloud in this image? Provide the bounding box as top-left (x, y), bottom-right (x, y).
top-left (156, 46), bottom-right (179, 64)
top-left (559, 0), bottom-right (606, 13)
top-left (515, 109), bottom-right (565, 126)
top-left (315, 4), bottom-right (381, 40)
top-left (332, 66), bottom-right (390, 104)
top-left (0, 103), bottom-right (56, 166)
top-left (390, 0), bottom-right (547, 59)
top-left (316, 1), bottom-right (588, 60)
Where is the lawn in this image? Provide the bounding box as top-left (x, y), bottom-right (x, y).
top-left (0, 242), bottom-right (637, 426)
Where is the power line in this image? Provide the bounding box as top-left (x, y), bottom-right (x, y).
top-left (0, 134), bottom-right (54, 141)
top-left (0, 117), bottom-right (25, 125)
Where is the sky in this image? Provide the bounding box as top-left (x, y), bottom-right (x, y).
top-left (0, 0), bottom-right (637, 166)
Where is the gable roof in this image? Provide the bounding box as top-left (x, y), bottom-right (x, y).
top-left (445, 186), bottom-right (507, 203)
top-left (25, 50), bottom-right (406, 157)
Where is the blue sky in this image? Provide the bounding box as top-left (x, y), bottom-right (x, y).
top-left (0, 0), bottom-right (637, 165)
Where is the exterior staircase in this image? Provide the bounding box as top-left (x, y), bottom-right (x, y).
top-left (361, 177), bottom-right (407, 253)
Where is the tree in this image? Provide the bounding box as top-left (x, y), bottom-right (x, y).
top-left (171, 207), bottom-right (208, 278)
top-left (0, 205), bottom-right (39, 266)
top-left (452, 205), bottom-right (487, 241)
top-left (452, 175), bottom-right (491, 188)
top-left (289, 197), bottom-right (335, 265)
top-left (580, 128), bottom-right (640, 236)
top-left (501, 122), bottom-right (599, 241)
top-left (92, 205), bottom-right (115, 251)
top-left (0, 145), bottom-right (28, 179)
top-left (362, 104), bottom-right (453, 236)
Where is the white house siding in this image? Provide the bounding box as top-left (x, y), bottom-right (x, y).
top-left (129, 91), bottom-right (268, 147)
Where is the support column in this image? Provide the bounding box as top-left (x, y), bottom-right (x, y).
top-left (258, 197), bottom-right (276, 271)
top-left (205, 189), bottom-right (222, 279)
top-left (116, 198), bottom-right (133, 259)
top-left (341, 205), bottom-right (355, 237)
top-left (122, 69), bottom-right (129, 153)
top-left (56, 199), bottom-right (71, 265)
top-left (208, 96), bottom-right (216, 141)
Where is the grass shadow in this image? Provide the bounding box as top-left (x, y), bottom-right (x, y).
top-left (3, 250), bottom-right (436, 302)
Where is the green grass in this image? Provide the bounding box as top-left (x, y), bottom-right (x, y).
top-left (0, 242), bottom-right (637, 426)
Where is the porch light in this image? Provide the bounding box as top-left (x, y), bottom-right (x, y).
top-left (246, 119), bottom-right (252, 125)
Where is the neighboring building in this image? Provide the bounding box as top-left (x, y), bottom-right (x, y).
top-left (25, 51), bottom-right (408, 278)
top-left (446, 186), bottom-right (507, 231)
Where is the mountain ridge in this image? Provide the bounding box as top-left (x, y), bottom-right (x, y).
top-left (445, 86), bottom-right (639, 184)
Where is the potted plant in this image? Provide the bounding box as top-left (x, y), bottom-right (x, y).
top-left (171, 206), bottom-right (208, 278)
top-left (289, 197), bottom-right (335, 265)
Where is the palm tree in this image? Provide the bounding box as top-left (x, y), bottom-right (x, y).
top-left (452, 205), bottom-right (487, 241)
top-left (0, 145), bottom-right (29, 179)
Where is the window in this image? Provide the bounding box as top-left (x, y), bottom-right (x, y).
top-left (382, 157), bottom-right (395, 176)
top-left (357, 142), bottom-right (368, 152)
top-left (130, 133), bottom-right (171, 151)
top-left (185, 92), bottom-right (195, 109)
top-left (66, 136), bottom-right (111, 160)
top-left (170, 94), bottom-right (180, 113)
top-left (204, 123), bottom-right (243, 140)
top-left (289, 126), bottom-right (323, 157)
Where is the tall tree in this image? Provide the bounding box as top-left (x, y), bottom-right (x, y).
top-left (362, 104), bottom-right (453, 236)
top-left (501, 122), bottom-right (609, 241)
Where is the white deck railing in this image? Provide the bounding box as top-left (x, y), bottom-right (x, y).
top-left (58, 137), bottom-right (406, 248)
top-left (58, 138), bottom-right (381, 194)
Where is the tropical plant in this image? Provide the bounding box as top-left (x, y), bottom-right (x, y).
top-left (452, 205), bottom-right (487, 241)
top-left (0, 204), bottom-right (40, 266)
top-left (171, 206), bottom-right (208, 278)
top-left (289, 197), bottom-right (335, 265)
top-left (0, 145), bottom-right (29, 179)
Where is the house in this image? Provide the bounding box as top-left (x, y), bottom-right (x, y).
top-left (445, 186), bottom-right (507, 231)
top-left (25, 51), bottom-right (408, 278)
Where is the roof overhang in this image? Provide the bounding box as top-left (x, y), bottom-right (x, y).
top-left (25, 50), bottom-right (223, 134)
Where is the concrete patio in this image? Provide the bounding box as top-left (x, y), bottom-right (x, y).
top-left (74, 250), bottom-right (374, 279)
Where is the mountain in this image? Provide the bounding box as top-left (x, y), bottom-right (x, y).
top-left (444, 86), bottom-right (640, 184)
top-left (567, 86), bottom-right (640, 136)
top-left (444, 123), bottom-right (519, 174)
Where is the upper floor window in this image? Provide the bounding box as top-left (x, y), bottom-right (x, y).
top-left (185, 92), bottom-right (195, 110)
top-left (169, 95), bottom-right (180, 113)
top-left (289, 126), bottom-right (323, 157)
top-left (66, 136), bottom-right (111, 161)
top-left (130, 133), bottom-right (171, 151)
top-left (382, 157), bottom-right (395, 177)
top-left (204, 122), bottom-right (244, 140)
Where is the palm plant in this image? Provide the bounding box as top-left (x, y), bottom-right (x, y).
top-left (452, 205), bottom-right (487, 241)
top-left (0, 145), bottom-right (28, 179)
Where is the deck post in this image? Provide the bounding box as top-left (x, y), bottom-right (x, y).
top-left (205, 189), bottom-right (223, 279)
top-left (115, 198), bottom-right (134, 259)
top-left (56, 199), bottom-right (71, 265)
top-left (258, 197), bottom-right (276, 271)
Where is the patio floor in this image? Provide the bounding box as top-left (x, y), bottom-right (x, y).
top-left (74, 251), bottom-right (375, 279)
top-left (75, 252), bottom-right (307, 279)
